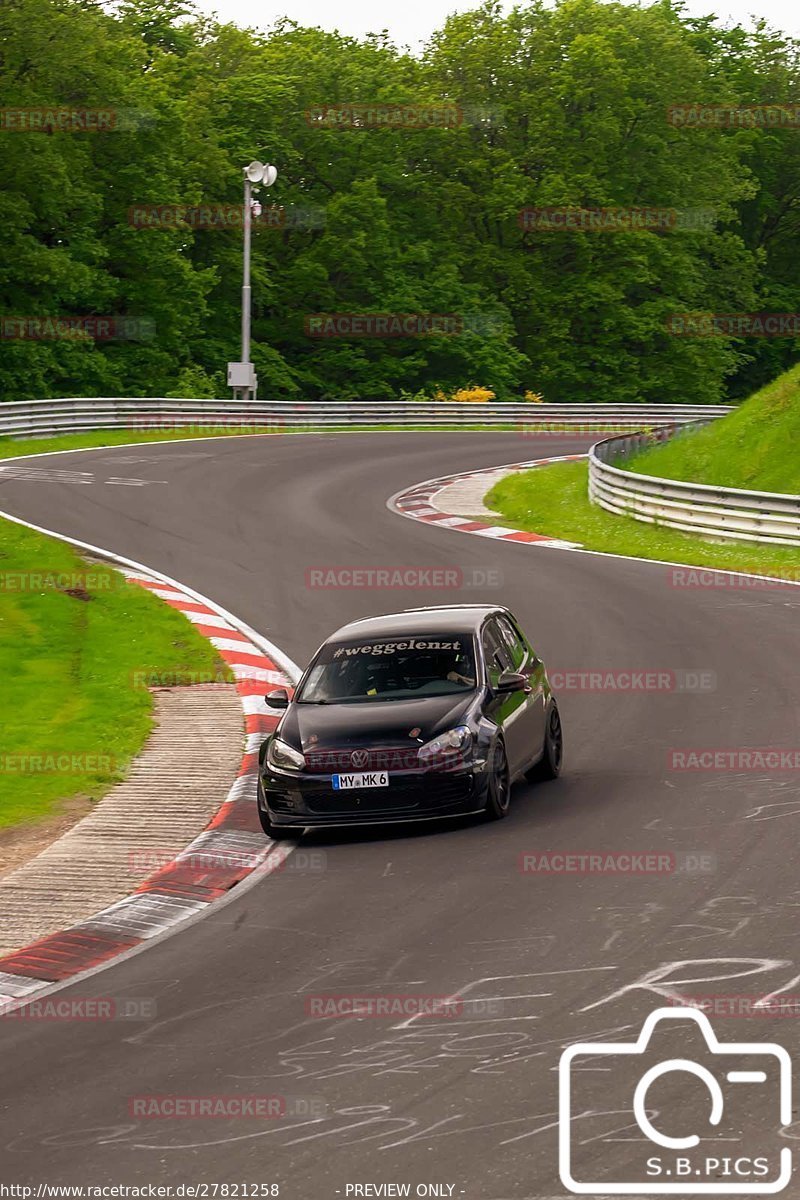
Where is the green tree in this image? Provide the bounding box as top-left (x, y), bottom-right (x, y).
top-left (0, 0), bottom-right (797, 405)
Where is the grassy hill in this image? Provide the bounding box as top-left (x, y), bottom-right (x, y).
top-left (626, 363), bottom-right (800, 495)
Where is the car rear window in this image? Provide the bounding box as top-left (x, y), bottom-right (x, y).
top-left (296, 636), bottom-right (477, 703)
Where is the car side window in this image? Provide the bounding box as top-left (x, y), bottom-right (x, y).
top-left (495, 615), bottom-right (528, 671)
top-left (482, 620), bottom-right (513, 687)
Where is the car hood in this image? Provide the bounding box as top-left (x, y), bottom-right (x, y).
top-left (280, 692), bottom-right (478, 751)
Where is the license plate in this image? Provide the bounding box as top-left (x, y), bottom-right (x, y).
top-left (332, 771), bottom-right (389, 790)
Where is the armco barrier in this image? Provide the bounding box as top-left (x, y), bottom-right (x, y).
top-left (0, 398), bottom-right (732, 439)
top-left (13, 396), bottom-right (792, 547)
top-left (589, 424), bottom-right (800, 547)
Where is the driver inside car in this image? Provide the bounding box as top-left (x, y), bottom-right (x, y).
top-left (446, 650), bottom-right (476, 688)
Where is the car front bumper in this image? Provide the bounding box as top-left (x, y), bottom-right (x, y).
top-left (258, 763), bottom-right (489, 829)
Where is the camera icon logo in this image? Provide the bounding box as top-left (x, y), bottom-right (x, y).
top-left (559, 1006), bottom-right (792, 1194)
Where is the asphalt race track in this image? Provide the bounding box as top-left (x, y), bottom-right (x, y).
top-left (1, 432), bottom-right (799, 1196)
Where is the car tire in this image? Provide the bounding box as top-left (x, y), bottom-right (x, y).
top-left (484, 739), bottom-right (511, 821)
top-left (257, 803), bottom-right (294, 840)
top-left (526, 701), bottom-right (563, 782)
top-left (257, 778), bottom-right (295, 840)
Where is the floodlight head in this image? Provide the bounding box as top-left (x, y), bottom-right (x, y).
top-left (245, 160), bottom-right (265, 182)
top-left (262, 164), bottom-right (278, 187)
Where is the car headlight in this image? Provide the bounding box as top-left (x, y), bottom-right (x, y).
top-left (418, 725), bottom-right (473, 768)
top-left (266, 736), bottom-right (305, 772)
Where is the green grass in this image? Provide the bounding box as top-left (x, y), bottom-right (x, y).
top-left (0, 427), bottom-right (291, 461)
top-left (0, 519), bottom-right (230, 830)
top-left (487, 459), bottom-right (800, 579)
top-left (625, 363), bottom-right (800, 494)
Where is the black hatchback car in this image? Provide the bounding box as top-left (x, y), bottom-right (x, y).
top-left (257, 605), bottom-right (562, 837)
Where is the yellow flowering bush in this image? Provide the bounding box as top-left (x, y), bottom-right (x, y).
top-left (450, 387), bottom-right (496, 403)
top-left (403, 386), bottom-right (498, 402)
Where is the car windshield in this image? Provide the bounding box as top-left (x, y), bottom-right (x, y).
top-left (296, 635), bottom-right (477, 703)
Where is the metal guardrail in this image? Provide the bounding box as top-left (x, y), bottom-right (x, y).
top-left (5, 395), bottom-right (793, 547)
top-left (589, 424), bottom-right (800, 547)
top-left (0, 397), bottom-right (732, 438)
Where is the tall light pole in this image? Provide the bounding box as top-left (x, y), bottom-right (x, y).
top-left (227, 160), bottom-right (278, 401)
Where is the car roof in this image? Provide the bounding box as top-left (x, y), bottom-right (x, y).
top-left (327, 605), bottom-right (510, 642)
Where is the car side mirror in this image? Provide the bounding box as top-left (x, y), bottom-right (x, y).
top-left (265, 687), bottom-right (290, 709)
top-left (495, 671), bottom-right (528, 694)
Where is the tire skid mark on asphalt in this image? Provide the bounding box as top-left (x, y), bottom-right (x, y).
top-left (0, 465), bottom-right (166, 487)
top-left (3, 436), bottom-right (797, 1032)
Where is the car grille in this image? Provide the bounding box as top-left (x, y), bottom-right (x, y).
top-left (268, 792), bottom-right (295, 813)
top-left (304, 746), bottom-right (419, 774)
top-left (304, 773), bottom-right (474, 816)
